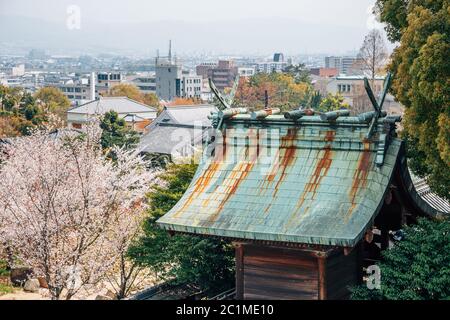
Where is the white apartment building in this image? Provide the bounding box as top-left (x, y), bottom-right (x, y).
top-left (238, 67), bottom-right (256, 77)
top-left (255, 61), bottom-right (287, 74)
top-left (0, 64), bottom-right (25, 77)
top-left (255, 53), bottom-right (288, 74)
top-left (181, 74), bottom-right (203, 99)
top-left (59, 83), bottom-right (93, 106)
top-left (325, 75), bottom-right (385, 112)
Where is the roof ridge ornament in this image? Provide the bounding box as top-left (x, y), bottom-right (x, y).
top-left (363, 72), bottom-right (397, 167)
top-left (284, 108), bottom-right (315, 120)
top-left (319, 109), bottom-right (350, 121)
top-left (364, 72), bottom-right (392, 140)
top-left (208, 76), bottom-right (244, 129)
top-left (208, 75), bottom-right (240, 111)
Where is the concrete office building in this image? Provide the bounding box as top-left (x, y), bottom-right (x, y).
top-left (58, 72), bottom-right (97, 106)
top-left (129, 73), bottom-right (157, 95)
top-left (207, 60), bottom-right (238, 91)
top-left (196, 62), bottom-right (217, 79)
top-left (155, 42), bottom-right (183, 101)
top-left (194, 60), bottom-right (239, 91)
top-left (256, 53), bottom-right (288, 74)
top-left (325, 56), bottom-right (360, 75)
top-left (96, 72), bottom-right (124, 95)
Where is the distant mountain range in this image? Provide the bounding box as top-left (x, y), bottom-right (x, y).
top-left (0, 14), bottom-right (371, 56)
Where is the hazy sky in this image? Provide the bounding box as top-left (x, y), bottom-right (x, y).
top-left (0, 0), bottom-right (385, 55)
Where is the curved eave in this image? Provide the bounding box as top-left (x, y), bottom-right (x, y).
top-left (395, 147), bottom-right (449, 219)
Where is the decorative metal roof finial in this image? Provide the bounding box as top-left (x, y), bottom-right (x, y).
top-left (208, 76), bottom-right (245, 130)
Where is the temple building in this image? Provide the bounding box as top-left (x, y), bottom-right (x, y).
top-left (156, 78), bottom-right (449, 300)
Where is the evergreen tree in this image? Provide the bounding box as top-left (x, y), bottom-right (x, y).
top-left (317, 93), bottom-right (350, 112)
top-left (375, 0), bottom-right (449, 199)
top-left (128, 163), bottom-right (235, 294)
top-left (351, 218), bottom-right (450, 300)
top-left (100, 111), bottom-right (140, 152)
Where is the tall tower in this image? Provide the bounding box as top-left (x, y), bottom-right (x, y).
top-left (155, 40), bottom-right (182, 101)
top-left (90, 72), bottom-right (96, 101)
top-left (168, 40), bottom-right (172, 62)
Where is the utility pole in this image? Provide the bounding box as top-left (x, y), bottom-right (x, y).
top-left (264, 90), bottom-right (269, 109)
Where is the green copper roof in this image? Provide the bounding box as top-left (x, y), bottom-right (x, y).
top-left (157, 114), bottom-right (402, 247)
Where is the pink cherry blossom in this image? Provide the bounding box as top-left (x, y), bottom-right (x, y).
top-left (0, 121), bottom-right (159, 300)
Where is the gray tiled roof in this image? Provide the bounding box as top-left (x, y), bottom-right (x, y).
top-left (411, 172), bottom-right (450, 213)
top-left (164, 105), bottom-right (216, 126)
top-left (139, 104), bottom-right (217, 156)
top-left (67, 97), bottom-right (157, 115)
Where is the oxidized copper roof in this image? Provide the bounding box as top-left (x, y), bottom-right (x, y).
top-left (157, 114), bottom-right (403, 247)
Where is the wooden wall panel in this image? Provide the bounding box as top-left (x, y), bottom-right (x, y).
top-left (242, 245), bottom-right (319, 300)
top-left (326, 248), bottom-right (359, 300)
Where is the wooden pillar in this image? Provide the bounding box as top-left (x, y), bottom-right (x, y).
top-left (235, 243), bottom-right (244, 300)
top-left (381, 226), bottom-right (389, 250)
top-left (356, 243), bottom-right (364, 284)
top-left (317, 256), bottom-right (327, 300)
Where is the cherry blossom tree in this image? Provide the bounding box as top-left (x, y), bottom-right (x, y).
top-left (102, 205), bottom-right (153, 299)
top-left (0, 121), bottom-right (158, 299)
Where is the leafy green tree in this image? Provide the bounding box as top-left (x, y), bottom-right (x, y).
top-left (100, 111), bottom-right (140, 152)
top-left (283, 63), bottom-right (311, 84)
top-left (128, 163), bottom-right (235, 294)
top-left (309, 91), bottom-right (322, 109)
top-left (234, 73), bottom-right (311, 111)
top-left (375, 0), bottom-right (449, 199)
top-left (143, 93), bottom-right (161, 109)
top-left (0, 87), bottom-right (48, 136)
top-left (0, 86), bottom-right (22, 111)
top-left (303, 90), bottom-right (322, 109)
top-left (351, 218), bottom-right (450, 300)
top-left (317, 93), bottom-right (350, 112)
top-left (34, 87), bottom-right (70, 120)
top-left (107, 84), bottom-right (144, 102)
top-left (107, 84), bottom-right (161, 109)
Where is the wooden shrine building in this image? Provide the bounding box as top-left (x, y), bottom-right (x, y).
top-left (157, 76), bottom-right (449, 300)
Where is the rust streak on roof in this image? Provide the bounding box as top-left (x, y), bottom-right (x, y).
top-left (211, 161), bottom-right (255, 222)
top-left (280, 131), bottom-right (336, 230)
top-left (205, 134), bottom-right (259, 224)
top-left (293, 130), bottom-right (336, 215)
top-left (347, 139), bottom-right (372, 218)
top-left (173, 161), bottom-right (221, 218)
top-left (272, 128), bottom-right (299, 196)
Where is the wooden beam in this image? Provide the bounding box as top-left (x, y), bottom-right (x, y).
top-left (317, 256), bottom-right (327, 300)
top-left (344, 247), bottom-right (354, 256)
top-left (235, 243), bottom-right (244, 300)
